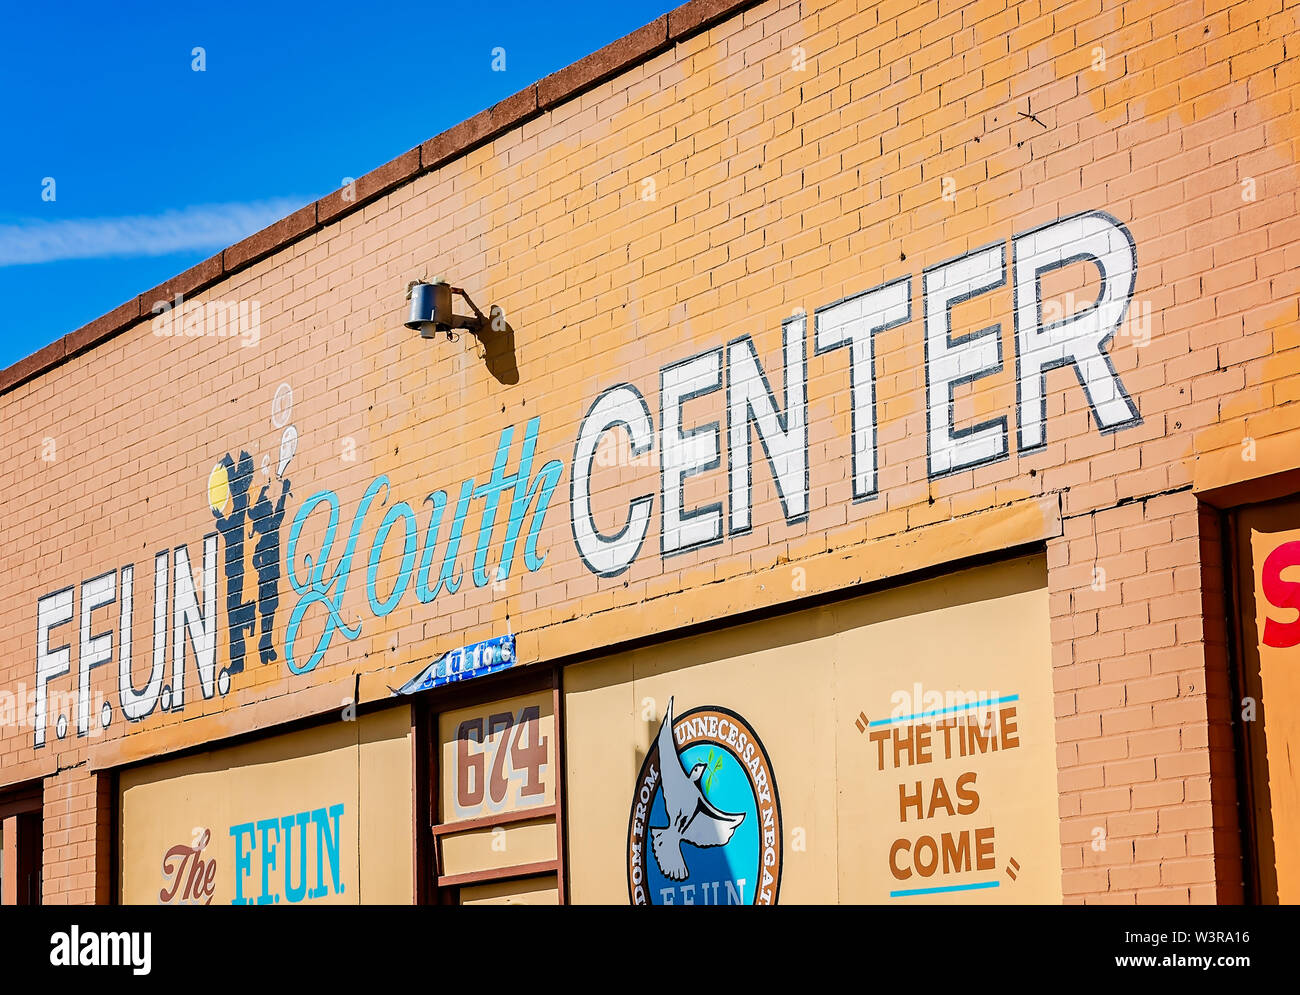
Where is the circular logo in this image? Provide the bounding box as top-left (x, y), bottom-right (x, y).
top-left (627, 699), bottom-right (781, 905)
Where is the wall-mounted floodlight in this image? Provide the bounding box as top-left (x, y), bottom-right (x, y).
top-left (405, 278), bottom-right (489, 339)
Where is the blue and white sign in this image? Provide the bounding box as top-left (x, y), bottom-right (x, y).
top-left (393, 633), bottom-right (516, 695)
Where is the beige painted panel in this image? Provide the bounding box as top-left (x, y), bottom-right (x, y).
top-left (562, 654), bottom-right (638, 902)
top-left (564, 555), bottom-right (1060, 904)
top-left (460, 875), bottom-right (559, 905)
top-left (832, 556), bottom-right (1061, 903)
top-left (438, 691), bottom-right (555, 822)
top-left (359, 705), bottom-right (415, 904)
top-left (439, 816), bottom-right (557, 877)
top-left (565, 605), bottom-right (841, 903)
top-left (119, 706), bottom-right (411, 905)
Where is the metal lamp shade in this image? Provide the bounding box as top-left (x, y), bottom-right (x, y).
top-left (405, 281), bottom-right (453, 337)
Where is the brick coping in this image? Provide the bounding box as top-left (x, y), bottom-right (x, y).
top-left (0, 0), bottom-right (761, 398)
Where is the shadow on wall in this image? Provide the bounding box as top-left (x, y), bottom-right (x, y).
top-left (479, 316), bottom-right (519, 386)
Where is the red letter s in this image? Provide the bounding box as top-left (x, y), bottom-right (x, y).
top-left (1261, 540), bottom-right (1300, 648)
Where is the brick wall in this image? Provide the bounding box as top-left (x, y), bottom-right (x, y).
top-left (2, 0), bottom-right (1298, 903)
top-left (1050, 492), bottom-right (1245, 903)
top-left (41, 768), bottom-right (111, 905)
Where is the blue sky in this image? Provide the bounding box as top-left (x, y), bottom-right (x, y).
top-left (0, 0), bottom-right (673, 370)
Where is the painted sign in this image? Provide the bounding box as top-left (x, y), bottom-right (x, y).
top-left (30, 383), bottom-right (305, 748)
top-left (159, 827), bottom-right (217, 905)
top-left (627, 699), bottom-right (781, 905)
top-left (27, 391), bottom-right (559, 747)
top-left (118, 708), bottom-right (413, 905)
top-left (230, 803), bottom-right (345, 905)
top-left (565, 555), bottom-right (1061, 904)
top-left (284, 420), bottom-right (560, 676)
top-left (1255, 532), bottom-right (1300, 648)
top-left (439, 691), bottom-right (555, 822)
top-left (24, 212), bottom-right (1142, 749)
top-left (571, 211), bottom-right (1139, 575)
top-left (1246, 522), bottom-right (1300, 901)
top-left (862, 693), bottom-right (1024, 898)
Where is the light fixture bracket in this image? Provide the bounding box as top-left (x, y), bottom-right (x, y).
top-left (405, 278), bottom-right (490, 339)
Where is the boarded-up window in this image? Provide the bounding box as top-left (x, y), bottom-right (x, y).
top-left (118, 706), bottom-right (413, 905)
top-left (564, 554), bottom-right (1061, 904)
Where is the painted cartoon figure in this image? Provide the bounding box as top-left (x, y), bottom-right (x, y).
top-left (212, 451), bottom-right (257, 674)
top-left (249, 477), bottom-right (291, 665)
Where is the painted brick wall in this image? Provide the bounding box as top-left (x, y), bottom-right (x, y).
top-left (2, 0), bottom-right (1297, 903)
top-left (1050, 492), bottom-right (1245, 903)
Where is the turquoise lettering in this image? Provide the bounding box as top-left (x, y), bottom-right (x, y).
top-left (230, 822), bottom-right (255, 906)
top-left (280, 812), bottom-right (311, 903)
top-left (437, 480), bottom-right (474, 597)
top-left (280, 420), bottom-right (563, 674)
top-left (366, 501), bottom-right (418, 616)
top-left (257, 817), bottom-right (280, 905)
top-left (285, 477), bottom-right (388, 674)
top-left (414, 490), bottom-right (448, 603)
top-left (309, 803), bottom-right (345, 899)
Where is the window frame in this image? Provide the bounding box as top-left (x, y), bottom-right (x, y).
top-left (416, 663), bottom-right (567, 904)
top-left (0, 782), bottom-right (43, 905)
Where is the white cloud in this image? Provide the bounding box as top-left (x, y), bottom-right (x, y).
top-left (0, 199), bottom-right (309, 266)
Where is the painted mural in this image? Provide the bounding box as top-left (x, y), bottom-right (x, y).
top-left (26, 211), bottom-right (1143, 750)
top-left (153, 811), bottom-right (346, 907)
top-left (118, 708), bottom-right (413, 905)
top-left (209, 382), bottom-right (296, 675)
top-left (230, 803), bottom-right (346, 905)
top-left (564, 554), bottom-right (1061, 904)
top-left (626, 699), bottom-right (781, 905)
top-left (863, 693), bottom-right (1026, 899)
top-left (283, 418), bottom-right (562, 676)
top-left (158, 828), bottom-right (217, 905)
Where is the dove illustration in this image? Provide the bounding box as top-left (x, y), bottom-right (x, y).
top-left (649, 697), bottom-right (746, 882)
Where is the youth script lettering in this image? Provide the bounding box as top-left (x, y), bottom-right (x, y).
top-left (284, 418), bottom-right (562, 674)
